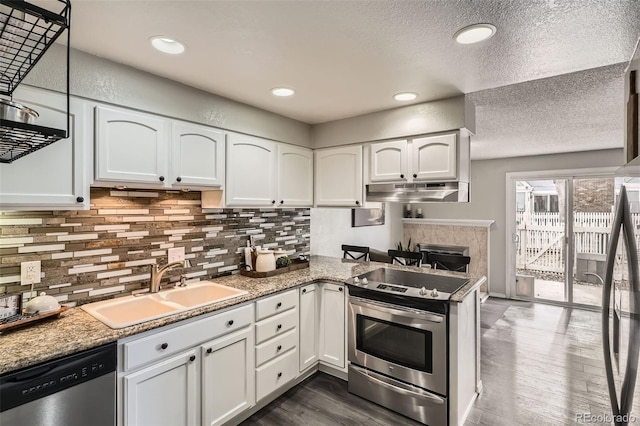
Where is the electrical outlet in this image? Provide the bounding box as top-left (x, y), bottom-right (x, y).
top-left (168, 247), bottom-right (185, 263)
top-left (21, 260), bottom-right (41, 285)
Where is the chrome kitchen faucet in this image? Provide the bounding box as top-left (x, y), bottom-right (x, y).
top-left (149, 260), bottom-right (189, 293)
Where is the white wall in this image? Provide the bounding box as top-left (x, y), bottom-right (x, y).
top-left (25, 44), bottom-right (312, 147)
top-left (412, 148), bottom-right (624, 297)
top-left (310, 204), bottom-right (404, 258)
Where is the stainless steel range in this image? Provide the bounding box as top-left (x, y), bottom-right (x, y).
top-left (345, 268), bottom-right (469, 426)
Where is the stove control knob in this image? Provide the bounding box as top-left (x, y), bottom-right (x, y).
top-left (361, 278), bottom-right (368, 285)
top-left (419, 287), bottom-right (428, 296)
top-left (353, 277), bottom-right (360, 284)
top-left (431, 288), bottom-right (439, 298)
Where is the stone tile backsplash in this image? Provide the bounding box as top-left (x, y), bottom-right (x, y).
top-left (0, 188), bottom-right (310, 306)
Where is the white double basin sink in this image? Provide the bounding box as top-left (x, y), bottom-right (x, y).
top-left (81, 281), bottom-right (248, 329)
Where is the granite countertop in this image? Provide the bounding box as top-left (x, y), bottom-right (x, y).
top-left (0, 255), bottom-right (485, 375)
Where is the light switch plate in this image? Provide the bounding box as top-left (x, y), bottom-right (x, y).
top-left (168, 247), bottom-right (185, 263)
top-left (21, 260), bottom-right (41, 285)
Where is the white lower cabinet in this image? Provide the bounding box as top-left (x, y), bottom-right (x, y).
top-left (254, 289), bottom-right (299, 403)
top-left (299, 283), bottom-right (319, 371)
top-left (123, 349), bottom-right (199, 426)
top-left (318, 282), bottom-right (346, 369)
top-left (201, 327), bottom-right (255, 426)
top-left (119, 304), bottom-right (254, 426)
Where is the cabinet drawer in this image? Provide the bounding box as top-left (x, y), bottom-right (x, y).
top-left (123, 304), bottom-right (253, 371)
top-left (255, 328), bottom-right (297, 367)
top-left (255, 308), bottom-right (297, 345)
top-left (255, 348), bottom-right (298, 401)
top-left (255, 289), bottom-right (297, 321)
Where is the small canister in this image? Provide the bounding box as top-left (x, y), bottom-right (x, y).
top-left (255, 250), bottom-right (276, 273)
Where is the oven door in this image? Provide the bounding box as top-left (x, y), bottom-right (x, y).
top-left (348, 296), bottom-right (447, 395)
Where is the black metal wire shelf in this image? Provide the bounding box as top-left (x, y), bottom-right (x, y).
top-left (0, 118), bottom-right (67, 163)
top-left (0, 0), bottom-right (70, 163)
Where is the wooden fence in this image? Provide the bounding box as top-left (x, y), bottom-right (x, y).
top-left (516, 211), bottom-right (640, 275)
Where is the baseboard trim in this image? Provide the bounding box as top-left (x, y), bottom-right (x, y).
top-left (225, 366), bottom-right (319, 425)
top-left (319, 362), bottom-right (348, 380)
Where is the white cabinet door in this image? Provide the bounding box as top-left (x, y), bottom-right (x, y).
top-left (314, 145), bottom-right (363, 207)
top-left (319, 282), bottom-right (345, 368)
top-left (95, 105), bottom-right (169, 185)
top-left (171, 122), bottom-right (225, 188)
top-left (201, 327), bottom-right (255, 426)
top-left (0, 88), bottom-right (89, 210)
top-left (299, 284), bottom-right (318, 372)
top-left (411, 133), bottom-right (457, 181)
top-left (226, 133), bottom-right (276, 206)
top-left (124, 349), bottom-right (199, 426)
top-left (278, 144), bottom-right (313, 207)
top-left (370, 140), bottom-right (408, 182)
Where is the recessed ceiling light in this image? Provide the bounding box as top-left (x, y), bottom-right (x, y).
top-left (149, 36), bottom-right (186, 54)
top-left (393, 92), bottom-right (418, 101)
top-left (454, 24), bottom-right (496, 44)
top-left (271, 87), bottom-right (295, 97)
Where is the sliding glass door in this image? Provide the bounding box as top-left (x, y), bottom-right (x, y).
top-left (510, 172), bottom-right (621, 308)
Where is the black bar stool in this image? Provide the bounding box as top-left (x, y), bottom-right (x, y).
top-left (341, 244), bottom-right (370, 261)
top-left (428, 253), bottom-right (471, 272)
top-left (387, 249), bottom-right (422, 267)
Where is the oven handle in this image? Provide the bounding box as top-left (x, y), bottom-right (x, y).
top-left (350, 364), bottom-right (445, 405)
top-left (349, 296), bottom-right (444, 323)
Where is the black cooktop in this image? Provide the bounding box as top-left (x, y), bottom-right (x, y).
top-left (345, 268), bottom-right (470, 313)
top-left (358, 268), bottom-right (469, 292)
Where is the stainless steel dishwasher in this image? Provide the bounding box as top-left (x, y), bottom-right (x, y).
top-left (0, 342), bottom-right (116, 426)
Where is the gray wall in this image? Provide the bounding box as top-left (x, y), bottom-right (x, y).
top-left (25, 44), bottom-right (312, 147)
top-left (411, 148), bottom-right (624, 297)
top-left (312, 96), bottom-right (475, 148)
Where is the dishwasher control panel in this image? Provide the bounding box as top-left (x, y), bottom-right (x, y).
top-left (0, 342), bottom-right (116, 412)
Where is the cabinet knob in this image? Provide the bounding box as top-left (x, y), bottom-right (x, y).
top-left (227, 320), bottom-right (234, 327)
top-left (206, 348), bottom-right (213, 354)
top-left (277, 324), bottom-right (282, 330)
top-left (176, 177), bottom-right (182, 182)
top-left (280, 200), bottom-right (284, 205)
top-left (277, 372), bottom-right (282, 379)
top-left (302, 288), bottom-right (306, 294)
top-left (160, 343), bottom-right (168, 350)
top-left (276, 302), bottom-right (282, 309)
top-left (189, 355), bottom-right (196, 362)
top-left (277, 345), bottom-right (282, 351)
top-left (271, 200), bottom-right (276, 204)
top-left (339, 287), bottom-right (343, 292)
top-left (400, 174), bottom-right (404, 179)
top-left (355, 200), bottom-right (360, 206)
top-left (76, 196), bottom-right (84, 203)
top-left (413, 174), bottom-right (417, 178)
top-left (159, 176), bottom-right (165, 182)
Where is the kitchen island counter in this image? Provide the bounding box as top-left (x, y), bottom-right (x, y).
top-left (0, 255), bottom-right (485, 374)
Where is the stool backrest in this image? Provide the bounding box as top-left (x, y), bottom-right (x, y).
top-left (342, 244), bottom-right (370, 261)
top-left (387, 249), bottom-right (422, 267)
top-left (428, 253), bottom-right (471, 272)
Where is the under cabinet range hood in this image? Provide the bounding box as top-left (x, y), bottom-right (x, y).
top-left (366, 182), bottom-right (468, 203)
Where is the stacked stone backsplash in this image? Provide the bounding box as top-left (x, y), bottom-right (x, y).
top-left (0, 188), bottom-right (310, 306)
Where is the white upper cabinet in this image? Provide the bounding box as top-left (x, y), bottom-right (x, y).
top-left (368, 133), bottom-right (459, 183)
top-left (278, 144), bottom-right (313, 207)
top-left (171, 121), bottom-right (225, 188)
top-left (369, 139), bottom-right (408, 182)
top-left (0, 87), bottom-right (90, 210)
top-left (95, 105), bottom-right (169, 185)
top-left (226, 133), bottom-right (277, 206)
top-left (411, 133), bottom-right (457, 181)
top-left (226, 134), bottom-right (313, 207)
top-left (315, 145), bottom-right (363, 207)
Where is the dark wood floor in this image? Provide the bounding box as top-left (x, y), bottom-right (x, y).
top-left (242, 298), bottom-right (633, 425)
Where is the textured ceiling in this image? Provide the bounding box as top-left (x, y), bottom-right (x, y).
top-left (64, 0), bottom-right (640, 126)
top-left (469, 63), bottom-right (626, 159)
